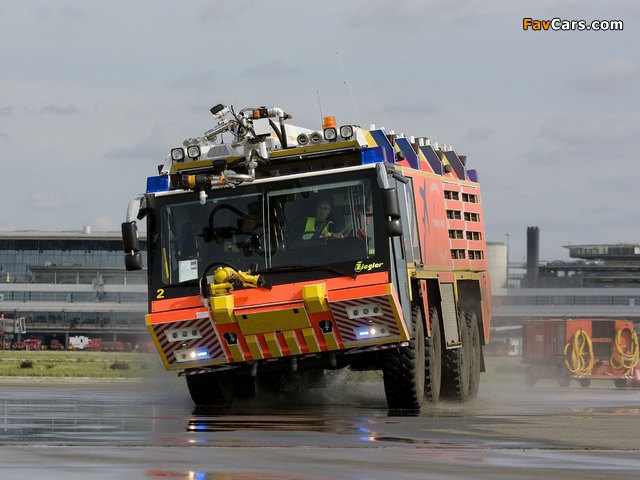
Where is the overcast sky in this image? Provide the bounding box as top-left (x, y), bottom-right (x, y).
top-left (1, 0), bottom-right (639, 262)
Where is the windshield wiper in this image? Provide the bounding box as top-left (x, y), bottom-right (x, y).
top-left (257, 264), bottom-right (357, 279)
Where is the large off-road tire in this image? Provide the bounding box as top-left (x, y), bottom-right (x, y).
top-left (186, 372), bottom-right (228, 407)
top-left (441, 309), bottom-right (471, 401)
top-left (424, 307), bottom-right (442, 403)
top-left (232, 373), bottom-right (257, 399)
top-left (614, 378), bottom-right (628, 389)
top-left (524, 366), bottom-right (537, 387)
top-left (466, 311), bottom-right (482, 400)
top-left (557, 370), bottom-right (571, 387)
top-left (382, 305), bottom-right (425, 411)
top-left (257, 371), bottom-right (304, 396)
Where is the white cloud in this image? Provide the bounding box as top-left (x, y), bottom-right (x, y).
top-left (24, 104), bottom-right (80, 115)
top-left (103, 125), bottom-right (180, 161)
top-left (199, 0), bottom-right (249, 23)
top-left (33, 5), bottom-right (85, 21)
top-left (466, 127), bottom-right (494, 142)
top-left (569, 57), bottom-right (640, 94)
top-left (168, 71), bottom-right (217, 91)
top-left (343, 0), bottom-right (487, 28)
top-left (93, 217), bottom-right (118, 231)
top-left (240, 60), bottom-right (303, 79)
top-left (538, 114), bottom-right (640, 156)
top-left (381, 101), bottom-right (440, 116)
top-left (26, 191), bottom-right (68, 210)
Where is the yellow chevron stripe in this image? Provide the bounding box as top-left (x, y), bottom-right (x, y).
top-left (264, 332), bottom-right (283, 357)
top-left (284, 331), bottom-right (302, 355)
top-left (302, 328), bottom-right (321, 353)
top-left (245, 335), bottom-right (264, 360)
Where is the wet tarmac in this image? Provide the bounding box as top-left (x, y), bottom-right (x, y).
top-left (0, 368), bottom-right (639, 479)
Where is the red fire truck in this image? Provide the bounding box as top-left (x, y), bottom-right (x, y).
top-left (122, 104), bottom-right (492, 409)
top-left (522, 318), bottom-right (639, 387)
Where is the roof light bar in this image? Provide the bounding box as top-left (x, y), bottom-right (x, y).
top-left (309, 131), bottom-right (323, 144)
top-left (297, 133), bottom-right (310, 146)
top-left (187, 145), bottom-right (201, 159)
top-left (339, 125), bottom-right (354, 139)
top-left (324, 127), bottom-right (337, 141)
top-left (171, 148), bottom-right (185, 162)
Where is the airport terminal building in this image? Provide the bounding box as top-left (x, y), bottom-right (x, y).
top-left (0, 229), bottom-right (148, 348)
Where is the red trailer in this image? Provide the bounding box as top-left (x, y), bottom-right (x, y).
top-left (522, 318), bottom-right (639, 387)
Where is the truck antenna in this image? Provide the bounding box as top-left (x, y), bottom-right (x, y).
top-left (316, 89), bottom-right (324, 124)
top-left (336, 51), bottom-right (360, 125)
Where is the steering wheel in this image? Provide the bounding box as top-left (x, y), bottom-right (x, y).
top-left (208, 204), bottom-right (244, 233)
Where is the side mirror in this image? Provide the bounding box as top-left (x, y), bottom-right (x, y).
top-left (381, 188), bottom-right (403, 237)
top-left (122, 222), bottom-right (143, 271)
top-left (124, 252), bottom-right (143, 271)
top-left (121, 221), bottom-right (140, 252)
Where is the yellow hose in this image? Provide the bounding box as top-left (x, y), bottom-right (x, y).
top-left (564, 329), bottom-right (594, 376)
top-left (610, 327), bottom-right (640, 375)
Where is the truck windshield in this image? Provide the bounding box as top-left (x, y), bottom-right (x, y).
top-left (155, 174), bottom-right (379, 286)
top-left (266, 178), bottom-right (375, 269)
top-left (159, 192), bottom-right (266, 284)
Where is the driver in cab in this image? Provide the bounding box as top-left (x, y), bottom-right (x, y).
top-left (303, 200), bottom-right (343, 240)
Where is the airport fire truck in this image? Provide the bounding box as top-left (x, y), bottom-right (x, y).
top-left (522, 318), bottom-right (639, 387)
top-left (122, 104), bottom-right (492, 409)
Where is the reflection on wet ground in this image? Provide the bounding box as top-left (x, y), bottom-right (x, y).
top-left (1, 372), bottom-right (640, 479)
top-left (1, 373), bottom-right (638, 449)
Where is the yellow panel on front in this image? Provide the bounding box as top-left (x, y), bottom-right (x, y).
top-left (263, 332), bottom-right (283, 357)
top-left (323, 331), bottom-right (340, 351)
top-left (245, 335), bottom-right (264, 360)
top-left (227, 343), bottom-right (245, 363)
top-left (283, 331), bottom-right (302, 355)
top-left (211, 295), bottom-right (236, 324)
top-left (302, 328), bottom-right (321, 353)
top-left (302, 283), bottom-right (329, 313)
top-left (237, 307), bottom-right (311, 335)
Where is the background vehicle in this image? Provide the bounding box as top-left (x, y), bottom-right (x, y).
top-left (69, 336), bottom-right (91, 350)
top-left (13, 338), bottom-right (41, 351)
top-left (84, 338), bottom-right (103, 352)
top-left (522, 318), bottom-right (639, 387)
top-left (122, 104), bottom-right (492, 410)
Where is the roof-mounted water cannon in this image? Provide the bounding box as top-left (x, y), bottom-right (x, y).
top-left (163, 104), bottom-right (294, 203)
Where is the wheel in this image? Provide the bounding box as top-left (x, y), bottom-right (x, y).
top-left (232, 373), bottom-right (257, 399)
top-left (524, 366), bottom-right (537, 387)
top-left (185, 372), bottom-right (229, 407)
top-left (257, 371), bottom-right (304, 396)
top-left (441, 309), bottom-right (471, 401)
top-left (382, 305), bottom-right (425, 411)
top-left (579, 378), bottom-right (591, 388)
top-left (614, 378), bottom-right (628, 389)
top-left (557, 371), bottom-right (571, 387)
top-left (466, 311), bottom-right (482, 400)
top-left (424, 307), bottom-right (442, 403)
